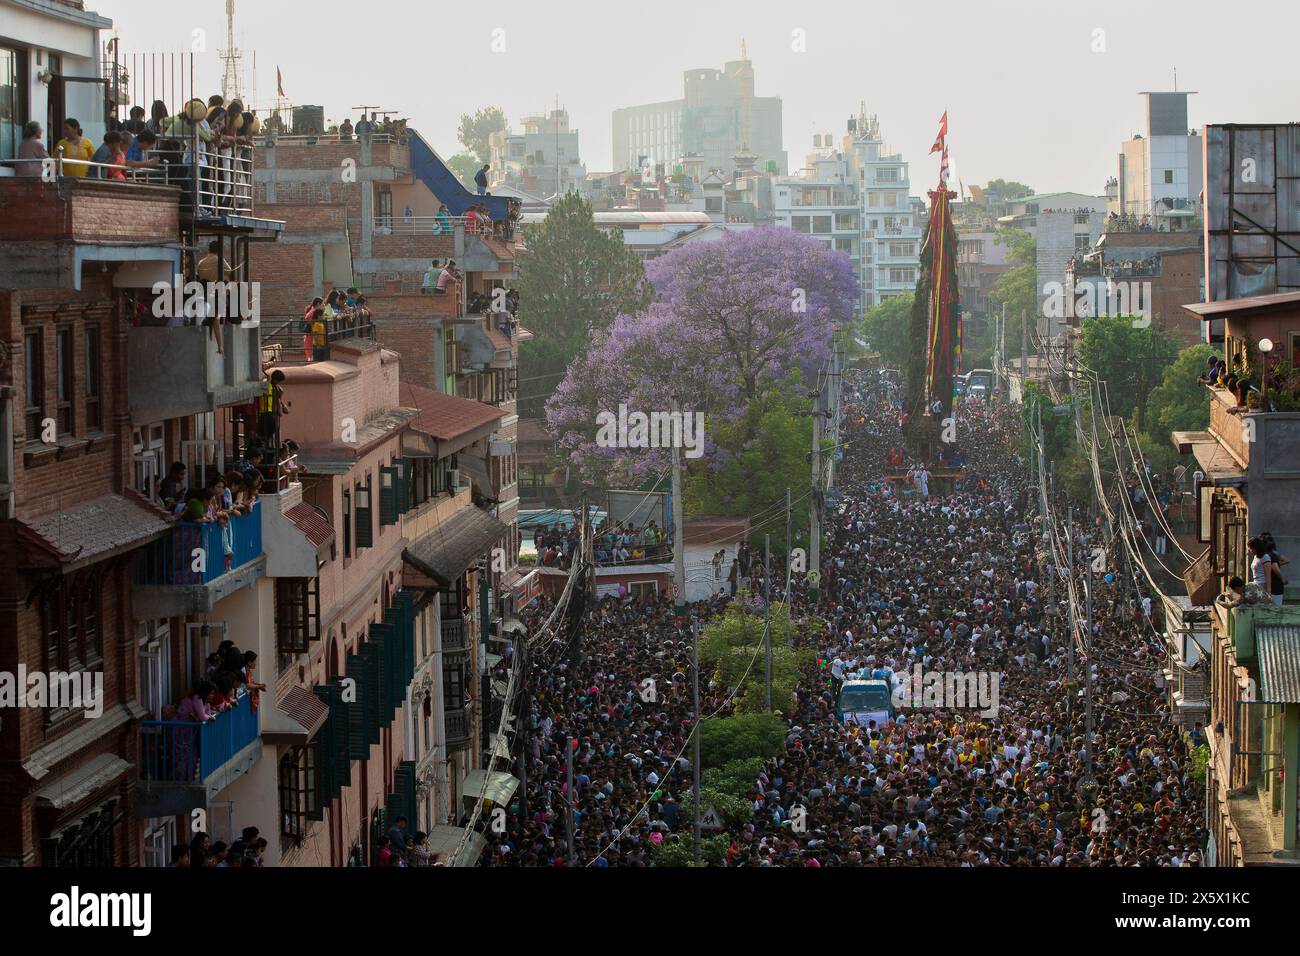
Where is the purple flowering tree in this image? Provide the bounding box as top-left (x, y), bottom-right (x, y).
top-left (547, 227), bottom-right (859, 483)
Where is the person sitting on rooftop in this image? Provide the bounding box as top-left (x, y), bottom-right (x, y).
top-left (15, 121), bottom-right (49, 177)
top-left (339, 118), bottom-right (354, 141)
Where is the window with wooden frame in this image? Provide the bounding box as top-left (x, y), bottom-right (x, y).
top-left (41, 571), bottom-right (104, 677)
top-left (279, 744), bottom-right (319, 849)
top-left (55, 326), bottom-right (74, 437)
top-left (276, 577), bottom-right (321, 657)
top-left (444, 659), bottom-right (465, 710)
top-left (83, 325), bottom-right (102, 431)
top-left (24, 327), bottom-right (44, 441)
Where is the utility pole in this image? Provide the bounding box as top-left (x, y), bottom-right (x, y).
top-left (1020, 309), bottom-right (1029, 399)
top-left (764, 533), bottom-right (772, 712)
top-left (671, 399), bottom-right (686, 616)
top-left (1084, 560), bottom-right (1095, 779)
top-left (809, 392), bottom-right (823, 602)
top-left (1066, 506), bottom-right (1075, 728)
top-left (517, 637), bottom-right (530, 819)
top-left (784, 487), bottom-right (793, 605)
top-left (566, 736), bottom-right (575, 866)
top-left (692, 616), bottom-right (701, 865)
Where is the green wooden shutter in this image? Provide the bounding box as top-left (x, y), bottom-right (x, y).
top-left (345, 653), bottom-right (369, 761)
top-left (379, 466), bottom-right (397, 526)
top-left (364, 634), bottom-right (385, 743)
top-left (396, 459), bottom-right (411, 514)
top-left (311, 685), bottom-right (339, 802)
top-left (370, 622), bottom-right (395, 721)
top-left (355, 480), bottom-right (374, 549)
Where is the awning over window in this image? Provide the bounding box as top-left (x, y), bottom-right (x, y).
top-left (260, 685), bottom-right (331, 745)
top-left (402, 506), bottom-right (508, 588)
top-left (33, 754), bottom-right (131, 810)
top-left (425, 825), bottom-right (487, 867)
top-left (461, 769), bottom-right (520, 808)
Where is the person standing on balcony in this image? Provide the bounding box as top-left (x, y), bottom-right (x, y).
top-left (159, 461), bottom-right (188, 511)
top-left (433, 204), bottom-right (453, 235)
top-left (197, 239), bottom-right (232, 355)
top-left (15, 121), bottom-right (48, 177)
top-left (55, 119), bottom-right (94, 177)
top-left (310, 308), bottom-right (328, 362)
top-left (476, 163), bottom-right (490, 195)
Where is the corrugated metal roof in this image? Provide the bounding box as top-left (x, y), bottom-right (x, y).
top-left (1256, 625), bottom-right (1300, 704)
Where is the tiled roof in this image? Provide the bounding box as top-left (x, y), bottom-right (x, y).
top-left (403, 383), bottom-right (503, 442)
top-left (21, 493), bottom-right (172, 567)
top-left (478, 236), bottom-right (517, 263)
top-left (285, 503), bottom-right (335, 549)
top-left (485, 327), bottom-right (515, 351)
top-left (404, 506), bottom-right (509, 587)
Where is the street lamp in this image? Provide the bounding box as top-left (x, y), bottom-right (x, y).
top-left (1259, 338), bottom-right (1274, 411)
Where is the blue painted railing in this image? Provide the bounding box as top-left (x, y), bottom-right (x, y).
top-left (139, 692), bottom-right (259, 783)
top-left (134, 502), bottom-right (262, 586)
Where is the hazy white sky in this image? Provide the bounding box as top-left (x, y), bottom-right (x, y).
top-left (93, 0), bottom-right (1295, 194)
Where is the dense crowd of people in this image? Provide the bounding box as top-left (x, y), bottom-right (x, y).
top-left (482, 372), bottom-right (1207, 866)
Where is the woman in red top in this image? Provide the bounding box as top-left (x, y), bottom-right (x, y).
top-left (242, 651), bottom-right (267, 712)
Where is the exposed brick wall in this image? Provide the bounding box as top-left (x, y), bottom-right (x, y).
top-left (0, 180), bottom-right (178, 244)
top-left (0, 278), bottom-right (142, 866)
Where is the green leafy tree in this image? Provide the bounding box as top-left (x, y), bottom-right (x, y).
top-left (988, 227), bottom-right (1037, 353)
top-left (699, 599), bottom-right (810, 713)
top-left (859, 294), bottom-right (914, 369)
top-left (1145, 344), bottom-right (1215, 436)
top-left (684, 375), bottom-right (814, 540)
top-left (457, 106), bottom-right (506, 164)
top-left (516, 193), bottom-right (651, 419)
top-left (446, 152), bottom-right (483, 191)
top-left (1133, 343), bottom-right (1215, 474)
top-left (984, 179), bottom-right (1033, 202)
top-left (1077, 314), bottom-right (1179, 427)
top-left (699, 713), bottom-right (786, 767)
top-left (701, 757), bottom-right (764, 798)
top-left (650, 833), bottom-right (731, 867)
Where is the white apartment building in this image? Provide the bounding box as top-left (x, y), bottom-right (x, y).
top-left (488, 108), bottom-right (587, 200)
top-left (0, 0), bottom-right (112, 171)
top-left (846, 110), bottom-right (921, 309)
top-left (1115, 92), bottom-right (1203, 228)
top-left (771, 138), bottom-right (860, 287)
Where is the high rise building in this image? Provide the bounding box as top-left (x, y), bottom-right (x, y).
top-left (612, 48), bottom-right (787, 178)
top-left (489, 108), bottom-right (587, 200)
top-left (845, 109), bottom-right (921, 309)
top-left (1115, 92), bottom-right (1203, 228)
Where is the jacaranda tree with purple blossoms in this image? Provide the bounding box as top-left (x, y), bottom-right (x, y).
top-left (547, 227), bottom-right (859, 512)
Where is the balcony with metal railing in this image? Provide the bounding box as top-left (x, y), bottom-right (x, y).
top-left (135, 691), bottom-right (262, 817)
top-left (132, 501), bottom-right (266, 617)
top-left (442, 617), bottom-right (470, 653)
top-left (445, 704), bottom-right (473, 751)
